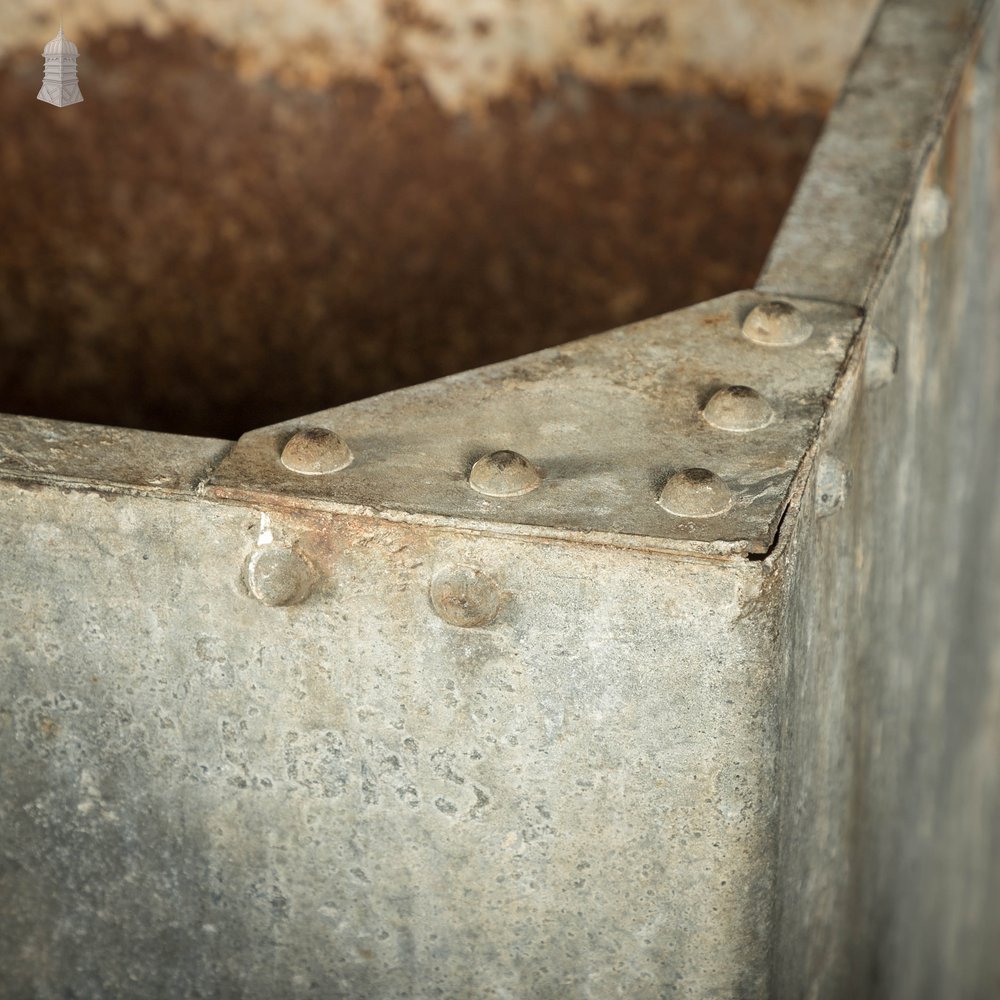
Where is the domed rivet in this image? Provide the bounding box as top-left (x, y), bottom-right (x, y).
top-left (815, 455), bottom-right (848, 518)
top-left (280, 428), bottom-right (353, 475)
top-left (245, 548), bottom-right (316, 606)
top-left (864, 334), bottom-right (899, 390)
top-left (468, 450), bottom-right (542, 497)
top-left (742, 301), bottom-right (813, 346)
top-left (702, 385), bottom-right (775, 432)
top-left (657, 468), bottom-right (734, 518)
top-left (916, 185), bottom-right (949, 241)
top-left (429, 566), bottom-right (502, 628)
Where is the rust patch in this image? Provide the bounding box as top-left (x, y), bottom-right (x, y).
top-left (0, 27), bottom-right (822, 438)
top-left (384, 0), bottom-right (452, 37)
top-left (583, 13), bottom-right (669, 56)
top-left (39, 715), bottom-right (59, 739)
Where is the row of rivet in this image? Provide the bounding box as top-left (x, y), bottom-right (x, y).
top-left (275, 301), bottom-right (812, 521)
top-left (246, 548), bottom-right (501, 629)
top-left (248, 302), bottom-right (880, 617)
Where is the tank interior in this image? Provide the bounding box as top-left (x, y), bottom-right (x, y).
top-left (0, 1), bottom-right (878, 439)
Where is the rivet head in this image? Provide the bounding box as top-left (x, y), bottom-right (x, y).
top-left (864, 334), bottom-right (899, 390)
top-left (702, 385), bottom-right (775, 432)
top-left (657, 468), bottom-right (734, 518)
top-left (468, 450), bottom-right (542, 497)
top-left (815, 456), bottom-right (848, 518)
top-left (916, 185), bottom-right (949, 241)
top-left (246, 548), bottom-right (315, 606)
top-left (429, 566), bottom-right (502, 628)
top-left (742, 301), bottom-right (813, 346)
top-left (281, 428), bottom-right (353, 475)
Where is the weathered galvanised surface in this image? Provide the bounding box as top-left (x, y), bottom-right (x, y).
top-left (1, 0), bottom-right (999, 997)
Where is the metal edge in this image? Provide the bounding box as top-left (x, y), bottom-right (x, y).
top-left (757, 0), bottom-right (989, 307)
top-left (756, 0), bottom-right (992, 568)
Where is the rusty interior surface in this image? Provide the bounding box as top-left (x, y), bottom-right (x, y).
top-left (0, 27), bottom-right (825, 439)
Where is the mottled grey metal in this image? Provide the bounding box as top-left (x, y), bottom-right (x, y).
top-left (0, 489), bottom-right (779, 998)
top-left (1, 0), bottom-right (998, 997)
top-left (758, 0), bottom-right (989, 305)
top-left (771, 6), bottom-right (1000, 993)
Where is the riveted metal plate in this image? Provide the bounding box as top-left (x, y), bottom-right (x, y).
top-left (208, 292), bottom-right (861, 556)
top-left (0, 1), bottom-right (997, 997)
top-left (0, 415), bottom-right (230, 496)
top-left (0, 486), bottom-right (778, 998)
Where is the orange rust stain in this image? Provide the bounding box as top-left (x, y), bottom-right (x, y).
top-left (0, 27), bottom-right (821, 438)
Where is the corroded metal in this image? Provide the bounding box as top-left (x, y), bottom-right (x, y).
top-left (2, 0), bottom-right (878, 111)
top-left (0, 0), bottom-right (998, 997)
top-left (0, 36), bottom-right (828, 439)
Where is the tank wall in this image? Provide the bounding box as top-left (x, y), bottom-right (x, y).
top-left (0, 2), bottom-right (875, 437)
top-left (771, 14), bottom-right (1000, 993)
top-left (0, 483), bottom-right (781, 998)
top-left (4, 0), bottom-right (877, 111)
